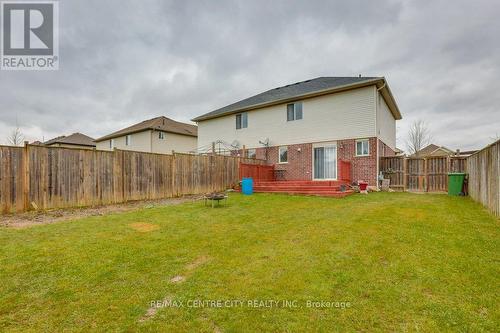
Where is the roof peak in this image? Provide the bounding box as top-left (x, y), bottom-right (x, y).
top-left (193, 76), bottom-right (395, 122)
top-left (95, 116), bottom-right (197, 142)
top-left (273, 76), bottom-right (380, 90)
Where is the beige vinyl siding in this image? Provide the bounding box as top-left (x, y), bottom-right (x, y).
top-left (96, 130), bottom-right (197, 154)
top-left (376, 92), bottom-right (396, 150)
top-left (96, 130), bottom-right (152, 152)
top-left (151, 131), bottom-right (197, 154)
top-left (197, 85), bottom-right (377, 149)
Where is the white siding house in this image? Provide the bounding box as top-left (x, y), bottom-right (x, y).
top-left (193, 77), bottom-right (402, 185)
top-left (95, 116), bottom-right (197, 154)
top-left (197, 86), bottom-right (379, 149)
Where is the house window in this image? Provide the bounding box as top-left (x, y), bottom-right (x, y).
top-left (109, 139), bottom-right (115, 149)
top-left (286, 102), bottom-right (303, 121)
top-left (246, 149), bottom-right (256, 159)
top-left (278, 146), bottom-right (288, 163)
top-left (158, 131), bottom-right (165, 140)
top-left (125, 135), bottom-right (131, 146)
top-left (236, 112), bottom-right (248, 129)
top-left (356, 139), bottom-right (369, 156)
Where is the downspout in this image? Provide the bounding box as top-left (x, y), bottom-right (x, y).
top-left (375, 83), bottom-right (386, 189)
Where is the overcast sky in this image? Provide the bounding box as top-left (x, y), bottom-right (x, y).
top-left (1, 0), bottom-right (499, 151)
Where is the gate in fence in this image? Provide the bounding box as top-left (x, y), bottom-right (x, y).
top-left (379, 156), bottom-right (467, 192)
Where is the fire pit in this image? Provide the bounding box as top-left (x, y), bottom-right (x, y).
top-left (204, 192), bottom-right (228, 208)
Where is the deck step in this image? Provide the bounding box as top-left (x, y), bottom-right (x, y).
top-left (253, 189), bottom-right (353, 197)
top-left (255, 181), bottom-right (345, 186)
top-left (254, 186), bottom-right (342, 192)
top-left (239, 180), bottom-right (352, 197)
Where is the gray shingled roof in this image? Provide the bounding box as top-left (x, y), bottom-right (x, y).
top-left (44, 133), bottom-right (96, 147)
top-left (193, 76), bottom-right (382, 121)
top-left (96, 116), bottom-right (197, 142)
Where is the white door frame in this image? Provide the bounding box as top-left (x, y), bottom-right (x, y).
top-left (312, 141), bottom-right (338, 180)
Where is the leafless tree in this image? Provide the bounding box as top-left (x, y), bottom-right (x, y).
top-left (7, 126), bottom-right (25, 146)
top-left (491, 133), bottom-right (500, 143)
top-left (406, 120), bottom-right (432, 155)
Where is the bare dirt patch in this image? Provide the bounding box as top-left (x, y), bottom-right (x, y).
top-left (186, 255), bottom-right (211, 271)
top-left (0, 195), bottom-right (203, 229)
top-left (170, 275), bottom-right (186, 283)
top-left (169, 256), bottom-right (212, 284)
top-left (129, 223), bottom-right (160, 233)
top-left (139, 296), bottom-right (172, 323)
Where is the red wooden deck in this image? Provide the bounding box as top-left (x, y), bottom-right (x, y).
top-left (252, 180), bottom-right (353, 197)
top-left (239, 162), bottom-right (353, 197)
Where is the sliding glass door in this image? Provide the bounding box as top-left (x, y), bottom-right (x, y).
top-left (313, 144), bottom-right (337, 180)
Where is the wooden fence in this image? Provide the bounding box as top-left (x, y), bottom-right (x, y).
top-left (0, 144), bottom-right (265, 213)
top-left (467, 140), bottom-right (500, 217)
top-left (380, 156), bottom-right (467, 192)
top-left (239, 163), bottom-right (275, 181)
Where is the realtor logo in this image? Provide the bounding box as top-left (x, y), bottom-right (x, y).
top-left (1, 0), bottom-right (59, 70)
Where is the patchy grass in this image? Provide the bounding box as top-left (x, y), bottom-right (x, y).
top-left (0, 193), bottom-right (498, 331)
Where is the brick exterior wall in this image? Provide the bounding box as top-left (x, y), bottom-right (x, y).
top-left (378, 139), bottom-right (396, 157)
top-left (263, 143), bottom-right (313, 180)
top-left (250, 137), bottom-right (387, 185)
top-left (337, 138), bottom-right (378, 185)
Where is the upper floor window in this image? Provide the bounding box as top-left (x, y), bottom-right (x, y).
top-left (246, 148), bottom-right (256, 159)
top-left (109, 139), bottom-right (115, 149)
top-left (278, 146), bottom-right (288, 163)
top-left (286, 102), bottom-right (303, 121)
top-left (356, 139), bottom-right (369, 156)
top-left (236, 112), bottom-right (248, 129)
top-left (125, 135), bottom-right (131, 146)
top-left (158, 131), bottom-right (165, 140)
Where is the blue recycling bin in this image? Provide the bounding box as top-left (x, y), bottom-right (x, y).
top-left (241, 178), bottom-right (253, 195)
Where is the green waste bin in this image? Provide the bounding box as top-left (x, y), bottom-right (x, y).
top-left (448, 173), bottom-right (466, 195)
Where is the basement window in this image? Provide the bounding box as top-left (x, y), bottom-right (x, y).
top-left (286, 102), bottom-right (303, 121)
top-left (279, 146), bottom-right (288, 163)
top-left (236, 112), bottom-right (248, 129)
top-left (356, 139), bottom-right (369, 156)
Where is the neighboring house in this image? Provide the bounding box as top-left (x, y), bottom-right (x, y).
top-left (193, 76), bottom-right (402, 185)
top-left (455, 149), bottom-right (478, 157)
top-left (95, 116), bottom-right (197, 154)
top-left (411, 144), bottom-right (478, 158)
top-left (43, 133), bottom-right (96, 150)
top-left (410, 144), bottom-right (454, 157)
top-left (394, 147), bottom-right (405, 156)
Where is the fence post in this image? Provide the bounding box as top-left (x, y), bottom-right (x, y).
top-left (424, 158), bottom-right (428, 192)
top-left (23, 141), bottom-right (30, 211)
top-left (171, 150), bottom-right (176, 196)
top-left (120, 149), bottom-right (125, 203)
top-left (403, 158), bottom-right (408, 191)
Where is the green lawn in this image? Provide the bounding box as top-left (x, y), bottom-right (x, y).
top-left (0, 193), bottom-right (498, 332)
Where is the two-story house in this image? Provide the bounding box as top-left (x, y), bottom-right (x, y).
top-left (193, 77), bottom-right (402, 186)
top-left (43, 132), bottom-right (96, 150)
top-left (95, 116), bottom-right (197, 154)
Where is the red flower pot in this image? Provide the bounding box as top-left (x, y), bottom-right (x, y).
top-left (358, 182), bottom-right (368, 191)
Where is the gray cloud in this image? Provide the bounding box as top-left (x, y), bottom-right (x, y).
top-left (0, 0), bottom-right (499, 150)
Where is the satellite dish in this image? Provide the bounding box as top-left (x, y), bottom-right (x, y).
top-left (259, 138), bottom-right (269, 146)
top-left (231, 140), bottom-right (240, 148)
